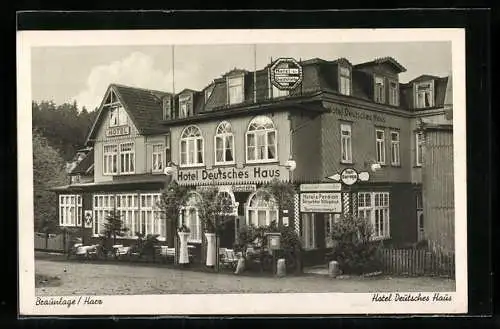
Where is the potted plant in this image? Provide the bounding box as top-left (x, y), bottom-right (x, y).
top-left (177, 224), bottom-right (191, 265)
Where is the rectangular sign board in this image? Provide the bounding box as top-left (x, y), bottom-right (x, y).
top-left (300, 192), bottom-right (342, 213)
top-left (300, 183), bottom-right (342, 192)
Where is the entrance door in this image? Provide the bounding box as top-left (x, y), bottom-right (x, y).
top-left (324, 213), bottom-right (340, 248)
top-left (417, 210), bottom-right (424, 241)
top-left (301, 213), bottom-right (316, 250)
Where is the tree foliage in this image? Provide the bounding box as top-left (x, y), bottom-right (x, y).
top-left (158, 181), bottom-right (190, 231)
top-left (32, 130), bottom-right (68, 233)
top-left (32, 100), bottom-right (98, 161)
top-left (258, 178), bottom-right (296, 225)
top-left (101, 209), bottom-right (129, 247)
top-left (326, 215), bottom-right (383, 275)
top-left (196, 188), bottom-right (236, 234)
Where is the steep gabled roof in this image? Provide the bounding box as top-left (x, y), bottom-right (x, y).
top-left (86, 84), bottom-right (172, 142)
top-left (354, 56), bottom-right (407, 73)
top-left (408, 74), bottom-right (442, 84)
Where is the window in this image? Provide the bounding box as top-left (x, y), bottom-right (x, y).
top-left (358, 192), bottom-right (390, 240)
top-left (390, 131), bottom-right (400, 166)
top-left (181, 193), bottom-right (202, 243)
top-left (120, 142), bottom-right (135, 174)
top-left (341, 123), bottom-right (352, 163)
top-left (416, 132), bottom-right (424, 166)
top-left (109, 106), bottom-right (127, 127)
top-left (246, 116), bottom-right (277, 163)
top-left (376, 129), bottom-right (386, 164)
top-left (415, 81), bottom-right (434, 108)
top-left (116, 194), bottom-right (139, 238)
top-left (180, 125), bottom-right (204, 167)
top-left (205, 85), bottom-right (214, 103)
top-left (339, 66), bottom-right (351, 96)
top-left (93, 194), bottom-right (115, 236)
top-left (246, 191), bottom-right (278, 227)
top-left (152, 144), bottom-right (164, 172)
top-left (141, 193), bottom-right (165, 240)
top-left (103, 144), bottom-right (118, 175)
top-left (59, 195), bottom-right (82, 227)
top-left (374, 76), bottom-right (385, 103)
top-left (389, 81), bottom-right (399, 106)
top-left (179, 94), bottom-right (192, 118)
top-left (228, 75), bottom-right (244, 105)
top-left (215, 121), bottom-right (235, 164)
top-left (301, 213), bottom-right (316, 249)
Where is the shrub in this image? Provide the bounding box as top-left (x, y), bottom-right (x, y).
top-left (326, 215), bottom-right (382, 275)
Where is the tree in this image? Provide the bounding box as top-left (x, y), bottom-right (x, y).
top-left (32, 130), bottom-right (68, 233)
top-left (158, 181), bottom-right (190, 244)
top-left (259, 178), bottom-right (296, 227)
top-left (101, 209), bottom-right (129, 248)
top-left (197, 188), bottom-right (235, 234)
top-left (326, 215), bottom-right (383, 275)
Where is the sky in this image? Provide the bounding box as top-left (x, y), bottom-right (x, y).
top-left (31, 42), bottom-right (452, 111)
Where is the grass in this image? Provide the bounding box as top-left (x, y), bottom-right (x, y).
top-left (35, 273), bottom-right (62, 288)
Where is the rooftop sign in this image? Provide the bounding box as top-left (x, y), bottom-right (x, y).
top-left (270, 58), bottom-right (303, 90)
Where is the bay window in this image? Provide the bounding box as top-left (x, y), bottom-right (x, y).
top-left (358, 192), bottom-right (390, 240)
top-left (180, 125), bottom-right (204, 167)
top-left (246, 116), bottom-right (277, 163)
top-left (59, 194), bottom-right (82, 227)
top-left (215, 121), bottom-right (235, 165)
top-left (376, 129), bottom-right (386, 164)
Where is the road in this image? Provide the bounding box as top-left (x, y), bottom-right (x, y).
top-left (35, 259), bottom-right (455, 295)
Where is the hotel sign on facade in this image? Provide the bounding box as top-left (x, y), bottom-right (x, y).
top-left (176, 165), bottom-right (288, 186)
top-left (105, 125), bottom-right (130, 137)
top-left (300, 192), bottom-right (342, 213)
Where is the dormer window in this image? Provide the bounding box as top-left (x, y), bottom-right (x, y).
top-left (374, 76), bottom-right (385, 103)
top-left (205, 85), bottom-right (214, 103)
top-left (389, 80), bottom-right (399, 106)
top-left (415, 81), bottom-right (434, 108)
top-left (162, 96), bottom-right (172, 120)
top-left (179, 94), bottom-right (192, 118)
top-left (339, 66), bottom-right (351, 96)
top-left (227, 75), bottom-right (244, 105)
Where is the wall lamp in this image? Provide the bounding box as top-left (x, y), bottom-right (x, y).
top-left (164, 161), bottom-right (179, 176)
top-left (364, 160), bottom-right (382, 173)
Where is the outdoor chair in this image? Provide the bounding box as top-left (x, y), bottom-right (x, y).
top-left (219, 248), bottom-right (239, 270)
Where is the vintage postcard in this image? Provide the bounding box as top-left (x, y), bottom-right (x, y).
top-left (17, 28), bottom-right (467, 316)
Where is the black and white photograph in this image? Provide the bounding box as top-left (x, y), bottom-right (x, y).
top-left (17, 28), bottom-right (467, 315)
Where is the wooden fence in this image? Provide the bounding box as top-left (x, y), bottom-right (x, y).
top-left (378, 248), bottom-right (455, 278)
top-left (34, 233), bottom-right (65, 252)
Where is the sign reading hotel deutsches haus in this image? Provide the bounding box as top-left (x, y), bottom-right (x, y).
top-left (300, 192), bottom-right (342, 213)
top-left (177, 165), bottom-right (287, 185)
top-left (106, 125), bottom-right (130, 137)
top-left (270, 58), bottom-right (303, 90)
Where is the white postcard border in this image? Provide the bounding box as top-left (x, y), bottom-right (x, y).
top-left (17, 28), bottom-right (467, 316)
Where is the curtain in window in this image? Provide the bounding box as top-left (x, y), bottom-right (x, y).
top-left (267, 131), bottom-right (276, 159)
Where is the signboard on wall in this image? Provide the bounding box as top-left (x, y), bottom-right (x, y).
top-left (270, 58), bottom-right (303, 90)
top-left (177, 165), bottom-right (288, 186)
top-left (300, 183), bottom-right (341, 192)
top-left (196, 184), bottom-right (257, 193)
top-left (300, 193), bottom-right (342, 213)
top-left (105, 125), bottom-right (130, 137)
top-left (84, 210), bottom-right (93, 228)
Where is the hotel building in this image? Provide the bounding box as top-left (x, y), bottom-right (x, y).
top-left (51, 56), bottom-right (453, 262)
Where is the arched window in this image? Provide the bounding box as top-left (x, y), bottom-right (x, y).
top-left (180, 125), bottom-right (204, 167)
top-left (214, 121), bottom-right (235, 165)
top-left (216, 189), bottom-right (238, 216)
top-left (180, 192), bottom-right (202, 243)
top-left (246, 116), bottom-right (277, 163)
top-left (246, 190), bottom-right (278, 227)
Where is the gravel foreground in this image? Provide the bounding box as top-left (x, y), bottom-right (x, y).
top-left (35, 259), bottom-right (455, 295)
